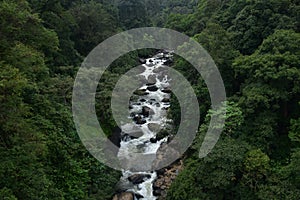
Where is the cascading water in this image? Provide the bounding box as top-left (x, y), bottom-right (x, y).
top-left (117, 51), bottom-right (173, 200)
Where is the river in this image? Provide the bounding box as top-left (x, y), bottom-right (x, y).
top-left (116, 51), bottom-right (173, 200)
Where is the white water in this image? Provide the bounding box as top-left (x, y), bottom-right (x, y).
top-left (117, 51), bottom-right (173, 199)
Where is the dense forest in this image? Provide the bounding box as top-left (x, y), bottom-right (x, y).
top-left (0, 0), bottom-right (299, 199)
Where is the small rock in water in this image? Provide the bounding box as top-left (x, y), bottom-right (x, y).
top-left (133, 115), bottom-right (146, 124)
top-left (128, 174), bottom-right (151, 184)
top-left (135, 193), bottom-right (144, 199)
top-left (161, 87), bottom-right (172, 93)
top-left (134, 89), bottom-right (149, 96)
top-left (150, 137), bottom-right (157, 143)
top-left (139, 98), bottom-right (146, 102)
top-left (155, 103), bottom-right (160, 107)
top-left (147, 85), bottom-right (159, 92)
top-left (142, 106), bottom-right (155, 117)
top-left (161, 98), bottom-right (170, 103)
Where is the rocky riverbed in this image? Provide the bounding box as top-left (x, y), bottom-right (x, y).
top-left (112, 51), bottom-right (182, 200)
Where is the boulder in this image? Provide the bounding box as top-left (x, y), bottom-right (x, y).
top-left (161, 88), bottom-right (171, 93)
top-left (115, 181), bottom-right (134, 193)
top-left (154, 103), bottom-right (160, 107)
top-left (137, 75), bottom-right (148, 85)
top-left (121, 124), bottom-right (143, 138)
top-left (128, 174), bottom-right (151, 184)
top-left (134, 89), bottom-right (149, 96)
top-left (148, 123), bottom-right (161, 132)
top-left (153, 67), bottom-right (167, 74)
top-left (153, 143), bottom-right (181, 170)
top-left (133, 115), bottom-right (146, 124)
top-left (161, 98), bottom-right (170, 103)
top-left (142, 106), bottom-right (155, 117)
top-left (150, 137), bottom-right (157, 143)
top-left (147, 74), bottom-right (156, 85)
top-left (112, 192), bottom-right (134, 200)
top-left (147, 85), bottom-right (158, 92)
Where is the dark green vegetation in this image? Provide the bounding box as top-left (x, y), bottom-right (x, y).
top-left (166, 1), bottom-right (300, 199)
top-left (0, 0), bottom-right (299, 199)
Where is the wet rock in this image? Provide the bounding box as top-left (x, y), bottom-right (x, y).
top-left (161, 98), bottom-right (170, 103)
top-left (156, 168), bottom-right (165, 176)
top-left (150, 137), bottom-right (157, 143)
top-left (146, 63), bottom-right (155, 67)
top-left (115, 181), bottom-right (134, 193)
top-left (137, 75), bottom-right (148, 85)
top-left (148, 123), bottom-right (161, 132)
top-left (133, 115), bottom-right (146, 124)
top-left (147, 85), bottom-right (158, 92)
top-left (122, 124), bottom-right (143, 138)
top-left (153, 143), bottom-right (181, 170)
top-left (122, 132), bottom-right (142, 140)
top-left (113, 192), bottom-right (134, 200)
top-left (147, 74), bottom-right (156, 85)
top-left (161, 88), bottom-right (171, 93)
top-left (135, 65), bottom-right (146, 73)
top-left (135, 193), bottom-right (144, 199)
top-left (136, 143), bottom-right (146, 150)
top-left (153, 67), bottom-right (167, 74)
top-left (142, 106), bottom-right (155, 117)
top-left (128, 174), bottom-right (151, 184)
top-left (156, 53), bottom-right (164, 59)
top-left (134, 89), bottom-right (149, 96)
top-left (139, 99), bottom-right (146, 102)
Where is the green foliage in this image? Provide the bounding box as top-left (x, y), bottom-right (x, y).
top-left (0, 0), bottom-right (300, 199)
top-left (71, 1), bottom-right (120, 56)
top-left (0, 1), bottom-right (121, 199)
top-left (194, 22), bottom-right (240, 94)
